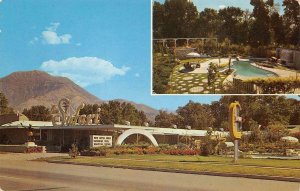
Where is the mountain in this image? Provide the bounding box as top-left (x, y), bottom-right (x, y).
top-left (113, 99), bottom-right (159, 121)
top-left (0, 70), bottom-right (159, 120)
top-left (0, 70), bottom-right (102, 111)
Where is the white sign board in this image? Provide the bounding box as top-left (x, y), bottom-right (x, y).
top-left (90, 135), bottom-right (112, 148)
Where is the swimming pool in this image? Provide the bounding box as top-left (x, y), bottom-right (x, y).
top-left (232, 61), bottom-right (276, 78)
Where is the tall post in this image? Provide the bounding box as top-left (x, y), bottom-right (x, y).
top-left (234, 139), bottom-right (238, 163)
top-left (229, 101), bottom-right (242, 163)
top-left (40, 129), bottom-right (42, 141)
top-left (62, 129), bottom-right (65, 146)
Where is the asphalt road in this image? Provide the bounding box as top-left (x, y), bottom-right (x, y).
top-left (0, 153), bottom-right (299, 191)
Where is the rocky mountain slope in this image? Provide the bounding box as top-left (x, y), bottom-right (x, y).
top-left (0, 70), bottom-right (158, 120)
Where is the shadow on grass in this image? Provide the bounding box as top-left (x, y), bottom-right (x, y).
top-left (20, 187), bottom-right (68, 191)
top-left (179, 160), bottom-right (223, 163)
top-left (179, 68), bottom-right (194, 73)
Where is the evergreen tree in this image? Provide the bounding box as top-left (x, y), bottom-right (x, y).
top-left (249, 0), bottom-right (271, 47)
top-left (218, 7), bottom-right (244, 44)
top-left (0, 92), bottom-right (14, 115)
top-left (282, 0), bottom-right (300, 46)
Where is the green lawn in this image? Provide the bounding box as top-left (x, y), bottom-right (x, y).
top-left (39, 154), bottom-right (300, 179)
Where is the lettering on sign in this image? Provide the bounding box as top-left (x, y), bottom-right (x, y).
top-left (90, 135), bottom-right (112, 148)
top-left (51, 98), bottom-right (101, 126)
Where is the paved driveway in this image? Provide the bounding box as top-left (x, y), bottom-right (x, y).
top-left (0, 153), bottom-right (299, 191)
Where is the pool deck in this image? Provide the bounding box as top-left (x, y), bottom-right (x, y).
top-left (251, 63), bottom-right (298, 78)
top-left (172, 57), bottom-right (300, 94)
top-left (185, 58), bottom-right (298, 79)
top-left (189, 58), bottom-right (231, 74)
top-left (230, 59), bottom-right (298, 80)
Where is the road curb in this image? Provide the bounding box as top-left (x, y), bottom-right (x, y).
top-left (47, 160), bottom-right (300, 183)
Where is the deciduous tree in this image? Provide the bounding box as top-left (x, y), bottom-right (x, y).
top-left (22, 105), bottom-right (51, 121)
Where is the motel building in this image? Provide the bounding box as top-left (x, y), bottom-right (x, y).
top-left (0, 113), bottom-right (228, 152)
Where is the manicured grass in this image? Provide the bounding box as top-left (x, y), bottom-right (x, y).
top-left (39, 154), bottom-right (300, 178)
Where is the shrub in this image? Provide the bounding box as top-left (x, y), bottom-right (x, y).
top-left (250, 46), bottom-right (273, 58)
top-left (161, 149), bottom-right (199, 155)
top-left (292, 132), bottom-right (300, 141)
top-left (244, 77), bottom-right (300, 94)
top-left (81, 147), bottom-right (108, 156)
top-left (80, 145), bottom-right (200, 156)
top-left (61, 144), bottom-right (72, 153)
top-left (69, 144), bottom-right (79, 158)
top-left (239, 141), bottom-right (300, 154)
top-left (175, 143), bottom-right (189, 150)
top-left (153, 53), bottom-right (177, 94)
top-left (143, 147), bottom-right (159, 154)
top-left (200, 143), bottom-right (212, 156)
top-left (158, 144), bottom-right (177, 151)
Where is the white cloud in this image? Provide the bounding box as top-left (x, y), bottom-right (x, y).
top-left (40, 57), bottom-right (130, 87)
top-left (42, 22), bottom-right (72, 45)
top-left (0, 0), bottom-right (2, 3)
top-left (46, 22), bottom-right (60, 31)
top-left (76, 43), bottom-right (81, 46)
top-left (219, 5), bottom-right (226, 9)
top-left (135, 73), bottom-right (140, 77)
top-left (29, 37), bottom-right (39, 44)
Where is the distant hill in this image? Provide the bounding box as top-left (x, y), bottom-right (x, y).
top-left (0, 70), bottom-right (158, 120)
top-left (113, 99), bottom-right (159, 121)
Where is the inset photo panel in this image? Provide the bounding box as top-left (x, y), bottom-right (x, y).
top-left (152, 0), bottom-right (300, 95)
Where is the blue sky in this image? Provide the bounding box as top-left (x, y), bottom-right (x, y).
top-left (0, 0), bottom-right (297, 111)
top-left (0, 0), bottom-right (223, 110)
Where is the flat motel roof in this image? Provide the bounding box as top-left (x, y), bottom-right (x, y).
top-left (0, 120), bottom-right (228, 137)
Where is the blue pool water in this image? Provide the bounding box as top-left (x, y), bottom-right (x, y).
top-left (232, 61), bottom-right (276, 77)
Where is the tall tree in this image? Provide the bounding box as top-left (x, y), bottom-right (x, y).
top-left (196, 8), bottom-right (219, 37)
top-left (249, 0), bottom-right (271, 47)
top-left (270, 12), bottom-right (285, 45)
top-left (289, 99), bottom-right (300, 125)
top-left (121, 102), bottom-right (147, 126)
top-left (218, 7), bottom-right (244, 44)
top-left (22, 105), bottom-right (51, 121)
top-left (0, 92), bottom-right (14, 115)
top-left (155, 110), bottom-right (178, 128)
top-left (176, 101), bottom-right (214, 130)
top-left (79, 104), bottom-right (101, 115)
top-left (212, 96), bottom-right (297, 130)
top-left (81, 101), bottom-right (149, 126)
top-left (163, 0), bottom-right (198, 37)
top-left (153, 1), bottom-right (165, 38)
top-left (282, 0), bottom-right (300, 46)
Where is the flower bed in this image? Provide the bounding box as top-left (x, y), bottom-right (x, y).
top-left (239, 142), bottom-right (300, 154)
top-left (25, 146), bottom-right (43, 153)
top-left (81, 145), bottom-right (200, 156)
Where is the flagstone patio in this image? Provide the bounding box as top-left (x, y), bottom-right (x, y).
top-left (169, 60), bottom-right (228, 94)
